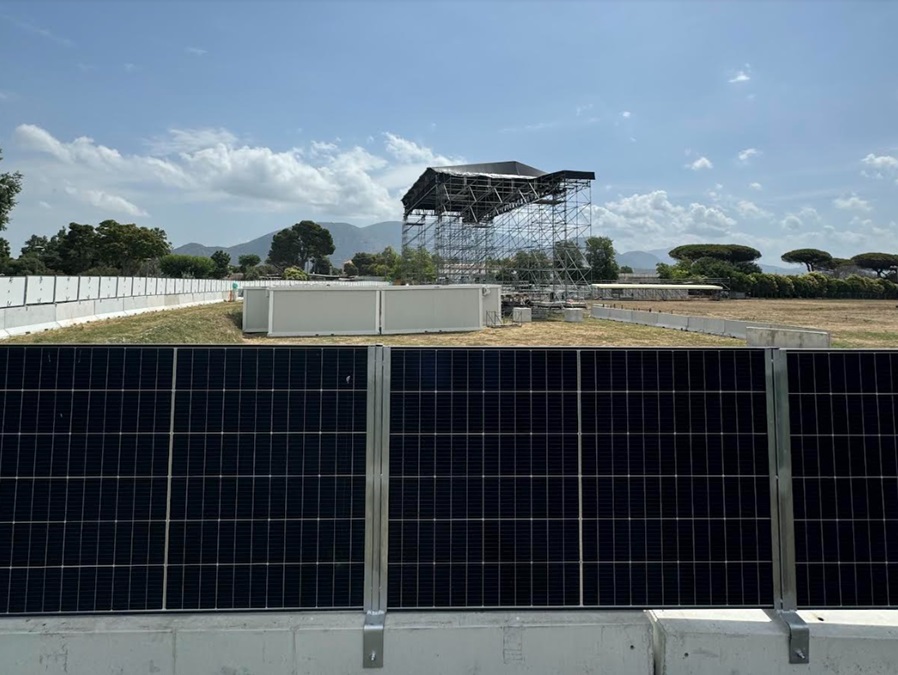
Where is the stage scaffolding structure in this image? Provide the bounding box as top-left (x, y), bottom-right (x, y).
top-left (400, 162), bottom-right (595, 295)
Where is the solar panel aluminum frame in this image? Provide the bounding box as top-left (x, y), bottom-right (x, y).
top-left (363, 346), bottom-right (390, 668)
top-left (767, 349), bottom-right (810, 664)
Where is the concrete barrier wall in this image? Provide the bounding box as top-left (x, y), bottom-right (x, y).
top-left (0, 610), bottom-right (894, 675)
top-left (746, 326), bottom-right (832, 348)
top-left (591, 305), bottom-right (830, 343)
top-left (0, 291), bottom-right (230, 339)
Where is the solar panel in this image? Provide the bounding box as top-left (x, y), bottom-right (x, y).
top-left (0, 345), bottom-right (369, 615)
top-left (387, 347), bottom-right (775, 609)
top-left (0, 346), bottom-right (173, 613)
top-left (788, 350), bottom-right (898, 608)
top-left (165, 347), bottom-right (368, 610)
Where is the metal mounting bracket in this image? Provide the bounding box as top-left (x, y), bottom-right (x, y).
top-left (363, 610), bottom-right (385, 668)
top-left (767, 609), bottom-right (810, 664)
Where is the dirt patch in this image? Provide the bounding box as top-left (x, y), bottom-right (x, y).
top-left (609, 299), bottom-right (898, 347)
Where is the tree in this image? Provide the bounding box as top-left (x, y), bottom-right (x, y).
top-left (781, 248), bottom-right (833, 272)
top-left (94, 220), bottom-right (171, 274)
top-left (20, 235), bottom-right (50, 258)
top-left (351, 251), bottom-right (379, 276)
top-left (283, 266), bottom-right (310, 280)
top-left (850, 252), bottom-right (898, 278)
top-left (311, 256), bottom-right (334, 275)
top-left (211, 250), bottom-right (231, 278)
top-left (159, 254), bottom-right (215, 278)
top-left (267, 220), bottom-right (335, 271)
top-left (584, 236), bottom-right (620, 281)
top-left (0, 147), bottom-right (23, 257)
top-left (392, 246), bottom-right (437, 284)
top-left (554, 240), bottom-right (587, 282)
top-left (50, 223), bottom-right (100, 274)
top-left (669, 244), bottom-right (761, 264)
top-left (620, 265), bottom-right (633, 274)
top-left (238, 254), bottom-right (260, 273)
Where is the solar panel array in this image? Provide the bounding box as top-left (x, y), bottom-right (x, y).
top-left (0, 346), bottom-right (368, 615)
top-left (788, 350), bottom-right (898, 608)
top-left (387, 348), bottom-right (775, 608)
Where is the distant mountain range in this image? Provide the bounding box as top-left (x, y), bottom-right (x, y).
top-left (174, 224), bottom-right (800, 274)
top-left (174, 221), bottom-right (404, 265)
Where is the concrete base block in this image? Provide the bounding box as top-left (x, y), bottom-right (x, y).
top-left (0, 611), bottom-right (653, 675)
top-left (746, 326), bottom-right (831, 347)
top-left (512, 307), bottom-right (532, 323)
top-left (2, 304), bottom-right (59, 336)
top-left (657, 315), bottom-right (689, 331)
top-left (651, 609), bottom-right (898, 675)
top-left (563, 308), bottom-right (584, 322)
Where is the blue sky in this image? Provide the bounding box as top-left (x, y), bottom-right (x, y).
top-left (1, 0), bottom-right (897, 262)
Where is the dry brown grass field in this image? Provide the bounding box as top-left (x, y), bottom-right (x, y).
top-left (611, 298), bottom-right (898, 347)
top-left (5, 298), bottom-right (896, 348)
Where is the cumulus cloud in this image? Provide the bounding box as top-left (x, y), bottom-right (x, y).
top-left (686, 156), bottom-right (713, 171)
top-left (735, 199), bottom-right (771, 219)
top-left (861, 153), bottom-right (898, 170)
top-left (591, 191), bottom-right (737, 250)
top-left (737, 148), bottom-right (760, 163)
top-left (781, 214), bottom-right (803, 231)
top-left (833, 195), bottom-right (872, 212)
top-left (620, 111), bottom-right (631, 118)
top-left (64, 187), bottom-right (149, 217)
top-left (728, 64), bottom-right (752, 83)
top-left (14, 123), bottom-right (461, 222)
top-left (185, 46), bottom-right (207, 56)
top-left (749, 182), bottom-right (762, 191)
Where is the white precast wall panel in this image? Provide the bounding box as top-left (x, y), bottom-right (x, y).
top-left (117, 277), bottom-right (132, 297)
top-left (99, 277), bottom-right (117, 299)
top-left (132, 278), bottom-right (147, 296)
top-left (78, 277), bottom-right (101, 300)
top-left (25, 276), bottom-right (56, 305)
top-left (481, 285), bottom-right (501, 325)
top-left (0, 277), bottom-right (26, 307)
top-left (53, 277), bottom-right (80, 303)
top-left (242, 288), bottom-right (270, 333)
top-left (380, 286), bottom-right (483, 334)
top-left (267, 288), bottom-right (380, 337)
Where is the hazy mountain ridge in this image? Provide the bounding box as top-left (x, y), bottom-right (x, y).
top-left (175, 226), bottom-right (800, 274)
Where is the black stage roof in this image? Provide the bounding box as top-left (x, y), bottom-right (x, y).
top-left (401, 161), bottom-right (595, 221)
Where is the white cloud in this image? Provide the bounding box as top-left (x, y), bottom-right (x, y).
top-left (861, 153), bottom-right (898, 170)
top-left (185, 47), bottom-right (207, 56)
top-left (781, 215), bottom-right (803, 231)
top-left (749, 182), bottom-right (762, 191)
top-left (798, 206), bottom-right (821, 222)
top-left (64, 186), bottom-right (149, 217)
top-left (728, 63), bottom-right (752, 84)
top-left (737, 148), bottom-right (760, 163)
top-left (591, 191), bottom-right (737, 250)
top-left (575, 104), bottom-right (593, 117)
top-left (833, 195), bottom-right (872, 212)
top-left (14, 123), bottom-right (460, 222)
top-left (620, 111), bottom-right (631, 119)
top-left (735, 199), bottom-right (771, 219)
top-left (1, 14), bottom-right (73, 47)
top-left (38, 201), bottom-right (52, 209)
top-left (686, 156), bottom-right (713, 171)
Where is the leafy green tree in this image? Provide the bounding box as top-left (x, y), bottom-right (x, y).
top-left (49, 223), bottom-right (100, 274)
top-left (584, 236), bottom-right (620, 281)
top-left (554, 239), bottom-right (587, 282)
top-left (160, 254), bottom-right (215, 278)
top-left (343, 261), bottom-right (359, 276)
top-left (4, 255), bottom-right (48, 276)
top-left (0, 147), bottom-right (23, 259)
top-left (351, 251), bottom-right (379, 276)
top-left (238, 254), bottom-right (261, 272)
top-left (781, 248), bottom-right (833, 272)
top-left (311, 256), bottom-right (335, 275)
top-left (669, 244), bottom-right (761, 264)
top-left (850, 252), bottom-right (898, 278)
top-left (393, 246), bottom-right (437, 284)
top-left (373, 247), bottom-right (401, 277)
top-left (211, 250), bottom-right (231, 278)
top-left (20, 235), bottom-right (50, 258)
top-left (620, 265), bottom-right (633, 274)
top-left (283, 266), bottom-right (310, 280)
top-left (94, 220), bottom-right (171, 274)
top-left (267, 220), bottom-right (335, 271)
